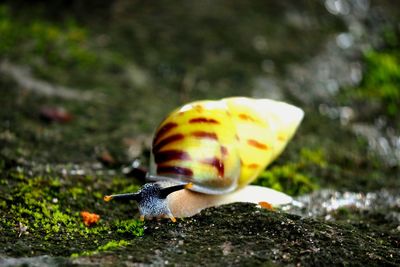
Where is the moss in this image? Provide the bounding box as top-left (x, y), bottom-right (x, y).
top-left (69, 186), bottom-right (86, 199)
top-left (98, 240), bottom-right (130, 251)
top-left (71, 239), bottom-right (130, 258)
top-left (354, 51), bottom-right (400, 117)
top-left (0, 6), bottom-right (94, 67)
top-left (0, 167), bottom-right (144, 257)
top-left (78, 203), bottom-right (400, 266)
top-left (119, 184), bottom-right (141, 194)
top-left (114, 219), bottom-right (144, 236)
top-left (299, 148), bottom-right (327, 168)
top-left (8, 174), bottom-right (85, 238)
top-left (253, 148), bottom-right (323, 196)
top-left (0, 4), bottom-right (125, 89)
top-left (338, 27), bottom-right (400, 119)
top-left (255, 164), bottom-right (318, 196)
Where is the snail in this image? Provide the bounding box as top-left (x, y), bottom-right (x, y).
top-left (104, 97), bottom-right (304, 222)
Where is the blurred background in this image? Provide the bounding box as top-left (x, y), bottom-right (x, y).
top-left (1, 0), bottom-right (399, 188)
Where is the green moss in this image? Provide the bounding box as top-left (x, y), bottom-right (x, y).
top-left (114, 219), bottom-right (144, 236)
top-left (299, 148), bottom-right (327, 167)
top-left (0, 4), bottom-right (125, 88)
top-left (8, 174), bottom-right (83, 238)
top-left (108, 177), bottom-right (142, 195)
top-left (355, 51), bottom-right (400, 117)
top-left (255, 164), bottom-right (318, 196)
top-left (0, 6), bottom-right (93, 67)
top-left (253, 148), bottom-right (323, 196)
top-left (69, 186), bottom-right (86, 199)
top-left (98, 239), bottom-right (130, 251)
top-left (120, 184), bottom-right (141, 194)
top-left (339, 26), bottom-right (400, 119)
top-left (0, 167), bottom-right (144, 256)
top-left (71, 239), bottom-right (130, 258)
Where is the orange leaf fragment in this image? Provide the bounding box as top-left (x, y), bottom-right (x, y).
top-left (80, 211), bottom-right (100, 227)
top-left (258, 201), bottom-right (274, 211)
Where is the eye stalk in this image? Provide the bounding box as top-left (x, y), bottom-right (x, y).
top-left (104, 182), bottom-right (193, 222)
top-left (103, 192), bottom-right (140, 202)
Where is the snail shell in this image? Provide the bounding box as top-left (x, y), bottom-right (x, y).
top-left (148, 97), bottom-right (304, 194)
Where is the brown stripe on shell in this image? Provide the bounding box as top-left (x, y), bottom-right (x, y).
top-left (189, 117), bottom-right (219, 124)
top-left (153, 122), bottom-right (178, 144)
top-left (247, 139), bottom-right (269, 150)
top-left (246, 163), bottom-right (260, 169)
top-left (201, 157), bottom-right (224, 178)
top-left (191, 131), bottom-right (218, 140)
top-left (157, 166), bottom-right (194, 177)
top-left (154, 149), bottom-right (191, 164)
top-left (152, 133), bottom-right (184, 153)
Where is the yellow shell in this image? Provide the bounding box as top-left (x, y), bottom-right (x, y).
top-left (149, 97), bottom-right (304, 194)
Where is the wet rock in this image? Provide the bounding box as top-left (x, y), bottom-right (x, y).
top-left (0, 255), bottom-right (70, 267)
top-left (81, 203), bottom-right (400, 266)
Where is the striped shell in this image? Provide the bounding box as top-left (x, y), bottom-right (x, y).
top-left (149, 97), bottom-right (304, 194)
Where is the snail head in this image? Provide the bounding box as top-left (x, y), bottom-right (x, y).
top-left (104, 182), bottom-right (193, 222)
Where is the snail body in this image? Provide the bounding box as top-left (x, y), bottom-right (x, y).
top-left (105, 97), bottom-right (304, 221)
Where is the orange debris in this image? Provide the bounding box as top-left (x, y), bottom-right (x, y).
top-left (258, 201), bottom-right (274, 211)
top-left (80, 211), bottom-right (100, 227)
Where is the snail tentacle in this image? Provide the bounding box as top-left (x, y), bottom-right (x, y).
top-left (103, 192), bottom-right (139, 202)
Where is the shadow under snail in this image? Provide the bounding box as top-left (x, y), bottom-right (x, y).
top-left (104, 97), bottom-right (304, 222)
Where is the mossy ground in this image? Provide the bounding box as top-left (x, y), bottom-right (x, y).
top-left (1, 1), bottom-right (400, 266)
top-left (0, 167), bottom-right (144, 258)
top-left (69, 204), bottom-right (400, 266)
